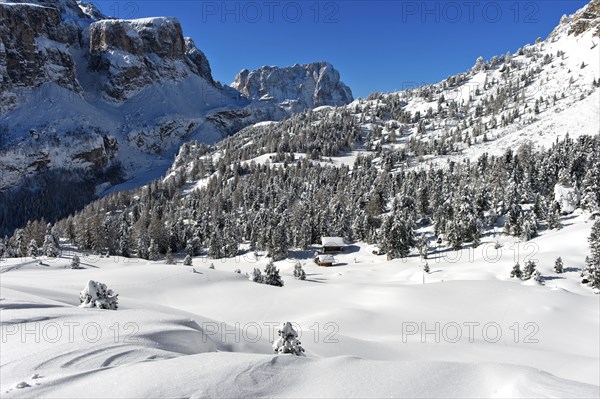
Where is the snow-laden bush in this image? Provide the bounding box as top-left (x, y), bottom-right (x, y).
top-left (532, 269), bottom-right (544, 284)
top-left (272, 322), bottom-right (305, 356)
top-left (293, 262), bottom-right (306, 280)
top-left (79, 280), bottom-right (119, 310)
top-left (510, 263), bottom-right (522, 278)
top-left (183, 255), bottom-right (192, 266)
top-left (263, 260), bottom-right (284, 287)
top-left (250, 268), bottom-right (263, 283)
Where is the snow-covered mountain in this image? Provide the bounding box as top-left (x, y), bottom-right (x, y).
top-left (1, 2), bottom-right (600, 397)
top-left (165, 0), bottom-right (599, 184)
top-left (0, 0), bottom-right (353, 233)
top-left (232, 62), bottom-right (354, 112)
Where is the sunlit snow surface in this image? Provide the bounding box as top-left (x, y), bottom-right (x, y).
top-left (1, 212), bottom-right (598, 398)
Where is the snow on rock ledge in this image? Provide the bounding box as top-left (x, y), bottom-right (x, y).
top-left (554, 182), bottom-right (581, 214)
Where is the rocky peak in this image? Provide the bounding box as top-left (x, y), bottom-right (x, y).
top-left (551, 0), bottom-right (600, 38)
top-left (184, 38), bottom-right (213, 84)
top-left (88, 17), bottom-right (215, 101)
top-left (231, 61), bottom-right (353, 109)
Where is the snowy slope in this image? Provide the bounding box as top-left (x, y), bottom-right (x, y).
top-left (1, 212), bottom-right (598, 398)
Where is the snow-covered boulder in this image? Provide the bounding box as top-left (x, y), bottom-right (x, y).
top-left (554, 182), bottom-right (581, 214)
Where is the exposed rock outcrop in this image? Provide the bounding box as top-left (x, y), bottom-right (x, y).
top-left (232, 62), bottom-right (353, 110)
top-left (0, 2), bottom-right (82, 112)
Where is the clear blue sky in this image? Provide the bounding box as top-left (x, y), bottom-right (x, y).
top-left (92, 0), bottom-right (590, 98)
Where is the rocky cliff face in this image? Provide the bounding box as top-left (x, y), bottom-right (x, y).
top-left (0, 0), bottom-right (354, 233)
top-left (232, 62), bottom-right (353, 111)
top-left (0, 1), bottom-right (83, 112)
top-left (88, 17), bottom-right (194, 101)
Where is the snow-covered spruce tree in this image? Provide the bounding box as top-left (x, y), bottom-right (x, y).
top-left (584, 219), bottom-right (600, 289)
top-left (522, 260), bottom-right (537, 280)
top-left (547, 202), bottom-right (562, 230)
top-left (79, 280), bottom-right (118, 310)
top-left (71, 254), bottom-right (81, 269)
top-left (137, 236), bottom-right (149, 259)
top-left (268, 221), bottom-right (289, 261)
top-left (42, 232), bottom-right (60, 258)
top-left (532, 194), bottom-right (547, 220)
top-left (504, 204), bottom-right (523, 237)
top-left (510, 263), bottom-right (523, 279)
top-left (294, 262), bottom-right (306, 280)
top-left (263, 260), bottom-right (284, 287)
top-left (166, 248), bottom-right (175, 265)
top-left (250, 267), bottom-right (263, 283)
top-left (27, 239), bottom-right (38, 258)
top-left (423, 262), bottom-right (430, 273)
top-left (554, 257), bottom-right (564, 274)
top-left (148, 239), bottom-right (159, 261)
top-left (183, 254), bottom-right (193, 266)
top-left (272, 322), bottom-right (305, 356)
top-left (581, 160), bottom-right (600, 215)
top-left (520, 214), bottom-right (538, 242)
top-left (207, 231), bottom-right (222, 259)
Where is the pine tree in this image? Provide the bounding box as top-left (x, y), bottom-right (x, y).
top-left (208, 231), bottom-right (222, 259)
top-left (183, 254), bottom-right (193, 266)
top-left (521, 214), bottom-right (538, 241)
top-left (268, 221), bottom-right (288, 261)
top-left (263, 260), bottom-right (284, 287)
top-left (137, 235), bottom-right (149, 259)
top-left (547, 202), bottom-right (562, 230)
top-left (166, 248), bottom-right (175, 265)
top-left (510, 263), bottom-right (522, 278)
top-left (272, 322), bottom-right (305, 356)
top-left (554, 257), bottom-right (564, 273)
top-left (28, 239), bottom-right (38, 258)
top-left (250, 267), bottom-right (263, 283)
top-left (293, 262), bottom-right (306, 280)
top-left (148, 239), bottom-right (159, 261)
top-left (42, 233), bottom-right (60, 257)
top-left (71, 254), bottom-right (81, 269)
top-left (584, 219), bottom-right (600, 289)
top-left (522, 260), bottom-right (537, 280)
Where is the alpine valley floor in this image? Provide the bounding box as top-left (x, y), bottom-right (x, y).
top-left (1, 211), bottom-right (598, 398)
